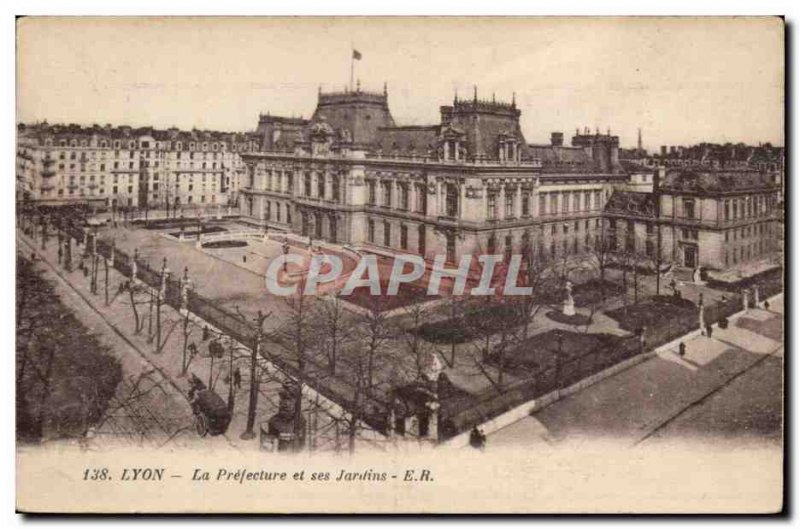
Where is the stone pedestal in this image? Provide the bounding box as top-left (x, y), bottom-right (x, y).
top-left (562, 297), bottom-right (576, 316)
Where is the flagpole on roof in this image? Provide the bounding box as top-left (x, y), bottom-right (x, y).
top-left (350, 43), bottom-right (354, 92)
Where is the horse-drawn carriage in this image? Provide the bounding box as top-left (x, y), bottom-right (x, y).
top-left (188, 375), bottom-right (232, 437)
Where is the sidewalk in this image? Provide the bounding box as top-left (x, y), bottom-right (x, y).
top-left (18, 230), bottom-right (377, 453)
top-left (487, 295), bottom-right (783, 449)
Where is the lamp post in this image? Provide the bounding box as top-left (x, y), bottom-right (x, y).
top-left (179, 266), bottom-right (192, 376)
top-left (156, 257), bottom-right (170, 351)
top-left (105, 240), bottom-right (115, 305)
top-left (241, 309), bottom-right (268, 440)
top-left (91, 226), bottom-right (99, 294)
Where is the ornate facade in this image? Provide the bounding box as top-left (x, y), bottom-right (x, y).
top-left (240, 86), bottom-right (630, 264)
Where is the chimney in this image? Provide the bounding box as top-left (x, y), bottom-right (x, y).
top-left (660, 145), bottom-right (667, 157)
top-left (653, 167), bottom-right (663, 219)
top-left (550, 132), bottom-right (564, 147)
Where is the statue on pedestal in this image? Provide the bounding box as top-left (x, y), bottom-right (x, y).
top-left (562, 280), bottom-right (576, 316)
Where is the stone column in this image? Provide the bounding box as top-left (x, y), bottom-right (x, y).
top-left (436, 181), bottom-right (443, 216)
top-left (515, 184), bottom-right (523, 218)
top-left (499, 186), bottom-right (506, 220)
top-left (754, 285), bottom-right (760, 306)
top-left (743, 289), bottom-right (749, 311)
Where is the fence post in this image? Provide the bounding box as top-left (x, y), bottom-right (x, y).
top-left (698, 296), bottom-right (705, 334)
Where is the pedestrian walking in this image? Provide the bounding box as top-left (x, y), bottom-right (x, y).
top-left (678, 342), bottom-right (686, 357)
top-left (233, 367), bottom-right (242, 390)
top-left (469, 426), bottom-right (482, 449)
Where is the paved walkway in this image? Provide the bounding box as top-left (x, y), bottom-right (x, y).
top-left (487, 295), bottom-right (783, 449)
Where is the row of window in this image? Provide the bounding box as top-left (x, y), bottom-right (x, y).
top-left (487, 189), bottom-right (603, 220)
top-left (42, 138), bottom-right (256, 152)
top-left (367, 218), bottom-right (421, 253)
top-left (724, 222), bottom-right (773, 242)
top-left (366, 181), bottom-right (429, 213)
top-left (722, 194), bottom-right (778, 221)
top-left (725, 240), bottom-right (771, 267)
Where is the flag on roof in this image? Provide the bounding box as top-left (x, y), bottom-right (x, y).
top-left (352, 49), bottom-right (362, 60)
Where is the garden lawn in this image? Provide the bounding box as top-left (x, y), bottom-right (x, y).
top-left (415, 301), bottom-right (526, 344)
top-left (605, 295), bottom-right (697, 333)
top-left (488, 329), bottom-right (621, 373)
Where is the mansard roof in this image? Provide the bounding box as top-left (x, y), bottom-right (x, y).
top-left (661, 169), bottom-right (780, 194)
top-left (527, 143), bottom-right (612, 173)
top-left (620, 160), bottom-right (653, 174)
top-left (374, 126), bottom-right (439, 155)
top-left (17, 122), bottom-right (259, 147)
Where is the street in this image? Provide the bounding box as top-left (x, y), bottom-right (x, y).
top-left (488, 295), bottom-right (783, 450)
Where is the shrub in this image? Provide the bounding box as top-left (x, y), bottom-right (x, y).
top-left (201, 240), bottom-right (248, 249)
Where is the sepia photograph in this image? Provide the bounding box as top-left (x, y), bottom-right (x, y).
top-left (13, 15), bottom-right (785, 514)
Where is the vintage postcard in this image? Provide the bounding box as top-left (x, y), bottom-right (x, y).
top-left (15, 16), bottom-right (784, 513)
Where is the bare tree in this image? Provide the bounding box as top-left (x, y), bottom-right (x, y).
top-left (86, 368), bottom-right (172, 445)
top-left (398, 301), bottom-right (442, 382)
top-left (269, 284), bottom-right (320, 447)
top-left (230, 309), bottom-right (265, 439)
top-left (586, 219), bottom-right (616, 292)
top-left (440, 294), bottom-right (466, 367)
top-left (126, 282), bottom-right (148, 335)
top-left (315, 293), bottom-right (356, 375)
top-left (355, 296), bottom-right (394, 395)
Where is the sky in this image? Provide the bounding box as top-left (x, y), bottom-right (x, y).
top-left (17, 17), bottom-right (785, 151)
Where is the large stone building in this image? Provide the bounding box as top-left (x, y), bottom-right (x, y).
top-left (240, 86), bottom-right (631, 264)
top-left (603, 169), bottom-right (782, 274)
top-left (17, 87), bottom-right (782, 278)
top-left (16, 123), bottom-right (260, 211)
